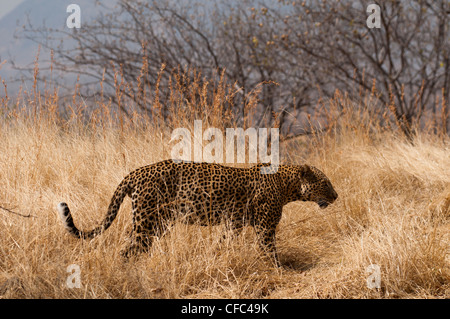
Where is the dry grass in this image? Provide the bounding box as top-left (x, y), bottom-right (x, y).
top-left (0, 66), bottom-right (449, 299)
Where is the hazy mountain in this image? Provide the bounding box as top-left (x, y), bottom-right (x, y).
top-left (0, 0), bottom-right (267, 94)
top-left (0, 0), bottom-right (116, 93)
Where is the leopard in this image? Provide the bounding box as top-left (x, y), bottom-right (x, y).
top-left (57, 159), bottom-right (338, 266)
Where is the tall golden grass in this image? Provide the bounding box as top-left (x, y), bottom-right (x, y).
top-left (0, 61), bottom-right (448, 298)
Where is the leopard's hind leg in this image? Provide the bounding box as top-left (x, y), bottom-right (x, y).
top-left (121, 205), bottom-right (172, 258)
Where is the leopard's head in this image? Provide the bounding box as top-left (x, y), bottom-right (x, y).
top-left (298, 165), bottom-right (338, 209)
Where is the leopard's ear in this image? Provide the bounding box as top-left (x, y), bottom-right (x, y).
top-left (299, 165), bottom-right (314, 179)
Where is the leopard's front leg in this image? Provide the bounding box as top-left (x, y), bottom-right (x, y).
top-left (254, 224), bottom-right (280, 267)
top-left (252, 201), bottom-right (283, 267)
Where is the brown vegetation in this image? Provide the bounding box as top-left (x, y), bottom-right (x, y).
top-left (0, 63), bottom-right (449, 298)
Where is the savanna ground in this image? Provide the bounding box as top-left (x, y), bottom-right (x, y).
top-left (0, 67), bottom-right (449, 299)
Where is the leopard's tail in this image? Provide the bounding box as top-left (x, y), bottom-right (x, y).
top-left (57, 175), bottom-right (132, 239)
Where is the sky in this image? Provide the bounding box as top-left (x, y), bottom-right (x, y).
top-left (0, 0), bottom-right (25, 20)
